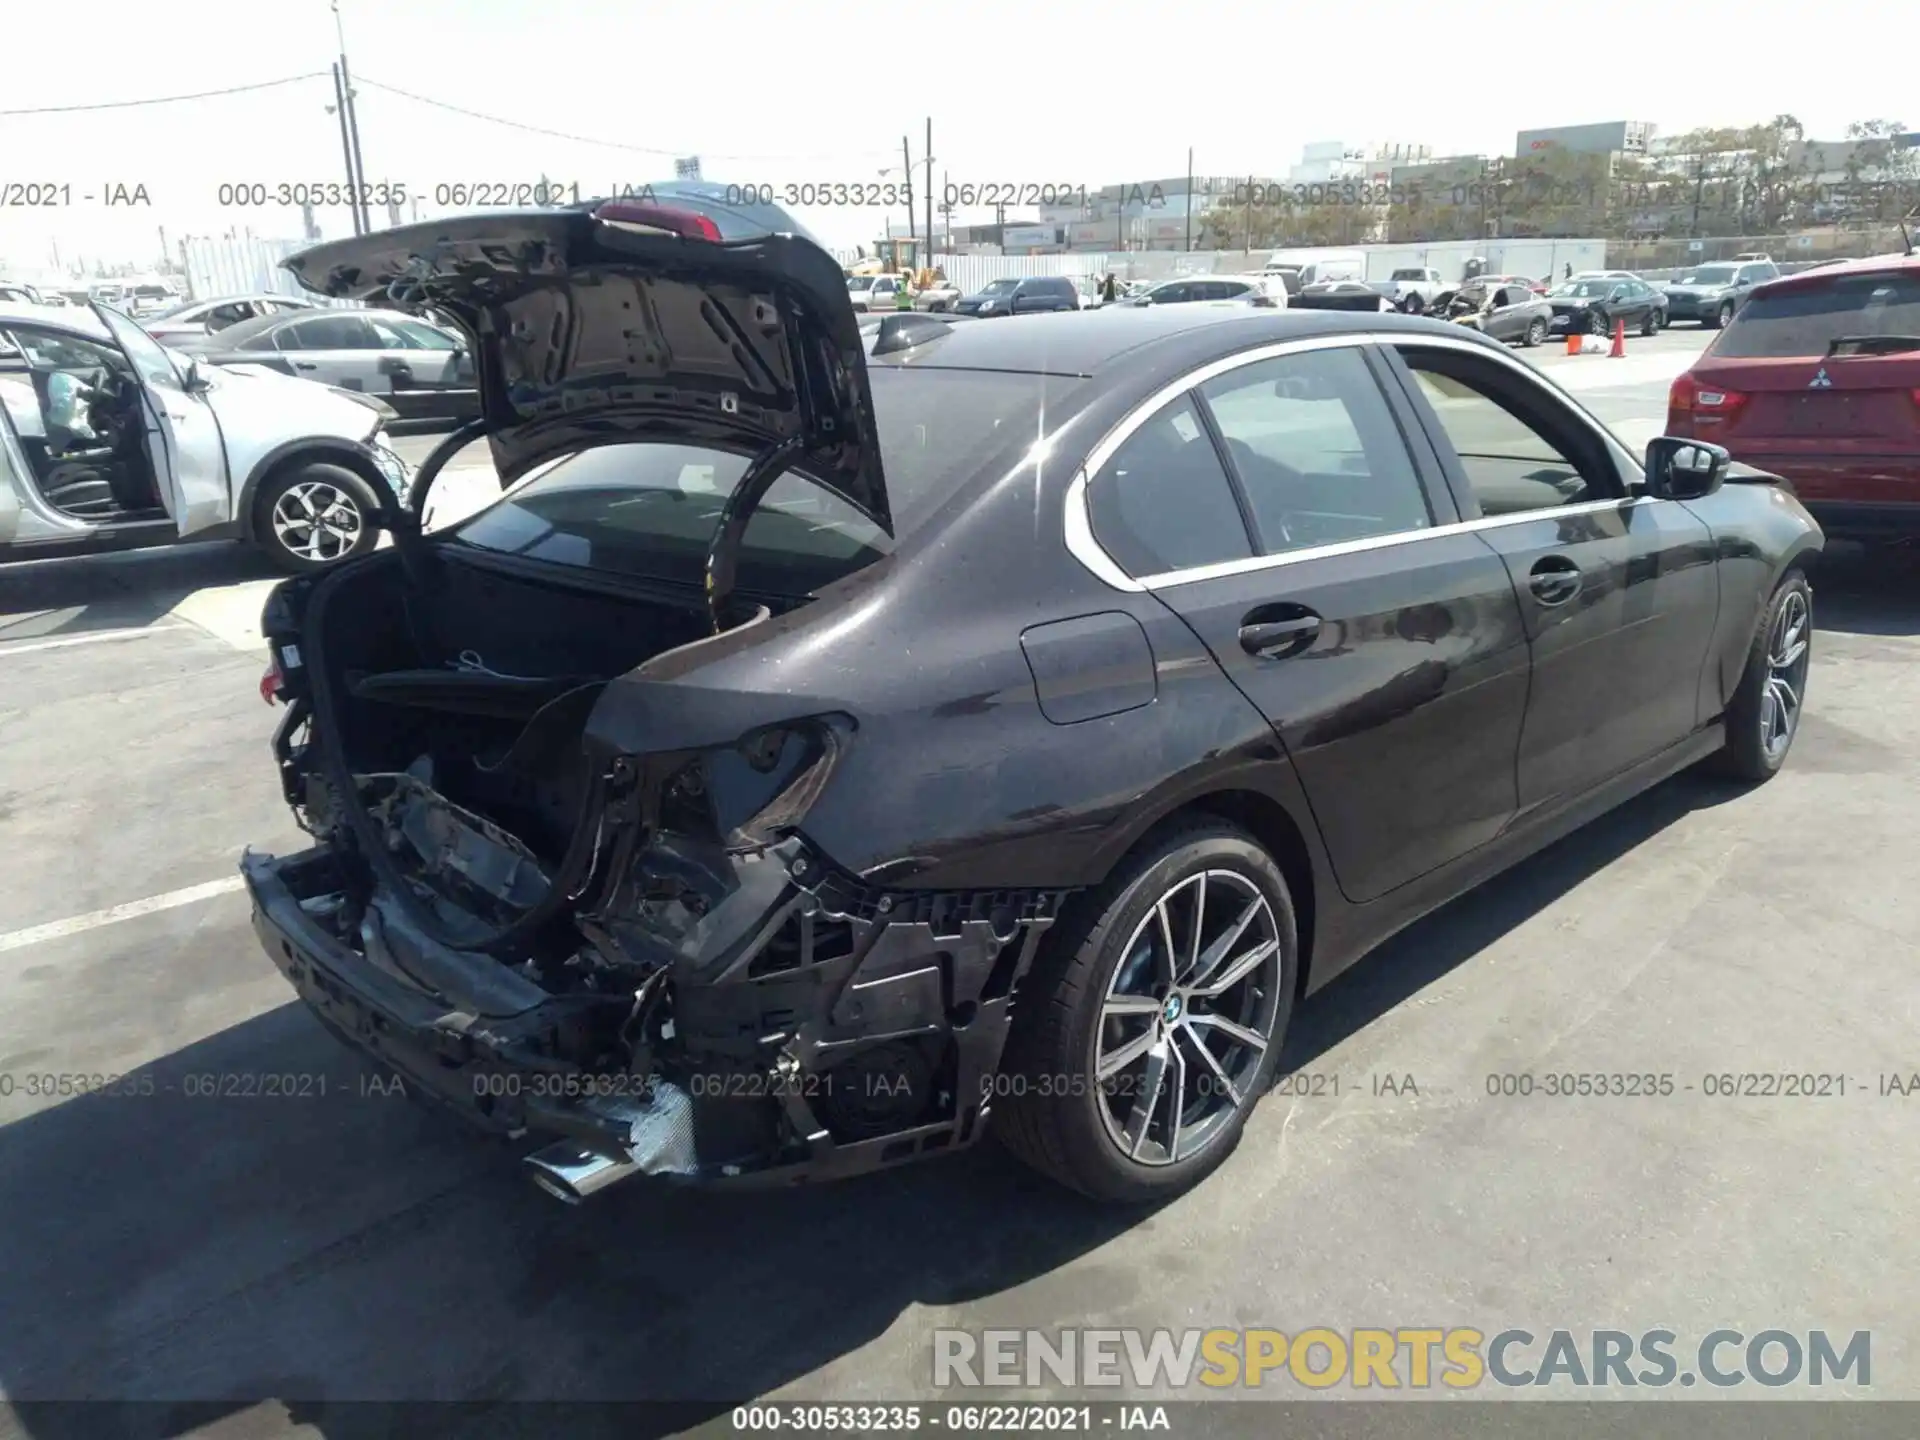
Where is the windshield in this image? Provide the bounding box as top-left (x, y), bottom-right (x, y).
top-left (1390, 269), bottom-right (1426, 281)
top-left (147, 298), bottom-right (205, 321)
top-left (1551, 280), bottom-right (1614, 298)
top-left (451, 368), bottom-right (1084, 595)
top-left (847, 276), bottom-right (875, 291)
top-left (1676, 266), bottom-right (1737, 286)
top-left (1711, 272), bottom-right (1920, 359)
top-left (979, 279), bottom-right (1019, 295)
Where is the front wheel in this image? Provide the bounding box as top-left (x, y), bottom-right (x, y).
top-left (1709, 568), bottom-right (1812, 783)
top-left (994, 822), bottom-right (1297, 1202)
top-left (254, 461), bottom-right (381, 574)
top-left (1641, 307), bottom-right (1661, 337)
top-left (1707, 300), bottom-right (1733, 330)
top-left (1523, 317), bottom-right (1547, 347)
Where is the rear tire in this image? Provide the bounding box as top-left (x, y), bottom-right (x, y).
top-left (253, 461), bottom-right (381, 575)
top-left (1641, 307), bottom-right (1660, 337)
top-left (1709, 568), bottom-right (1812, 783)
top-left (994, 822), bottom-right (1298, 1202)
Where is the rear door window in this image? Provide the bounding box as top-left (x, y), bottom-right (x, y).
top-left (283, 315), bottom-right (379, 350)
top-left (1200, 347), bottom-right (1433, 551)
top-left (1712, 272), bottom-right (1920, 358)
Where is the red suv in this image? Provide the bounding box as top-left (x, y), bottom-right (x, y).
top-left (1667, 252), bottom-right (1920, 540)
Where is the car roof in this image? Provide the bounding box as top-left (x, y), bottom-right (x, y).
top-left (0, 302), bottom-right (110, 338)
top-left (1752, 249), bottom-right (1920, 296)
top-left (867, 305), bottom-right (1497, 379)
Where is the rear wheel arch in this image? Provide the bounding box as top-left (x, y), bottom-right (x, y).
top-left (1072, 787), bottom-right (1319, 994)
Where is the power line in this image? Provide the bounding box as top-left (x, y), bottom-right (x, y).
top-left (0, 73), bottom-right (327, 116)
top-left (353, 76), bottom-right (894, 165)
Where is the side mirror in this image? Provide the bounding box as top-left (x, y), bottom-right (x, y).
top-left (183, 357), bottom-right (212, 393)
top-left (1645, 436), bottom-right (1730, 500)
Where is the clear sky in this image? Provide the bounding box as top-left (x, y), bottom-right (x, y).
top-left (0, 0), bottom-right (1902, 280)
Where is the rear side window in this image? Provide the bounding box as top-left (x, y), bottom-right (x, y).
top-left (1089, 395), bottom-right (1253, 577)
top-left (1713, 272), bottom-right (1920, 358)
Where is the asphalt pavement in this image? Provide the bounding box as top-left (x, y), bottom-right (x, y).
top-left (3, 325), bottom-right (1918, 1432)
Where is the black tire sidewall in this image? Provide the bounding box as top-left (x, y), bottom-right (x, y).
top-left (1019, 826), bottom-right (1298, 1201)
top-left (1525, 319), bottom-right (1545, 347)
top-left (254, 460), bottom-right (381, 574)
top-left (1717, 569), bottom-right (1812, 781)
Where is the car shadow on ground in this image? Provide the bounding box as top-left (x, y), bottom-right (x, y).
top-left (1278, 766), bottom-right (1746, 1073)
top-left (0, 542), bottom-right (276, 644)
top-left (1812, 541), bottom-right (1920, 638)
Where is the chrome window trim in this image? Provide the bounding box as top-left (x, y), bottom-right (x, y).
top-left (1136, 497), bottom-right (1653, 591)
top-left (1064, 329), bottom-right (1650, 593)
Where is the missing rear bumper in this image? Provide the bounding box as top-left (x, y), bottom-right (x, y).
top-left (244, 837), bottom-right (1071, 1197)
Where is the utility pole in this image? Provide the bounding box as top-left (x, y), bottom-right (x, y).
top-left (900, 136), bottom-right (915, 266)
top-left (1185, 148), bottom-right (1194, 251)
top-left (330, 62), bottom-right (362, 235)
top-left (924, 118), bottom-right (934, 263)
top-left (334, 1), bottom-right (371, 234)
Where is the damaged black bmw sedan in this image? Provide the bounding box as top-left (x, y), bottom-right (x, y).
top-left (243, 191), bottom-right (1823, 1206)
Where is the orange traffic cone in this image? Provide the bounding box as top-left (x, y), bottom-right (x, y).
top-left (1565, 330), bottom-right (1580, 356)
top-left (1609, 318), bottom-right (1626, 358)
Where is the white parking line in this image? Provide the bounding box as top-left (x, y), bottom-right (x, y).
top-left (0, 625), bottom-right (189, 657)
top-left (0, 876), bottom-right (246, 956)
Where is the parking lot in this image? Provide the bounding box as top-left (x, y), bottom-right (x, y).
top-left (2, 324), bottom-right (1917, 1427)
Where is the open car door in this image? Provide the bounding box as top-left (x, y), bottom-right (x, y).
top-left (90, 303), bottom-right (229, 536)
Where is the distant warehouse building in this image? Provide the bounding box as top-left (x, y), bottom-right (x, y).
top-left (1515, 121), bottom-right (1656, 157)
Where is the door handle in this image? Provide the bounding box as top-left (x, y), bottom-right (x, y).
top-left (1527, 555), bottom-right (1582, 606)
top-left (293, 361), bottom-right (318, 371)
top-left (1238, 607), bottom-right (1321, 659)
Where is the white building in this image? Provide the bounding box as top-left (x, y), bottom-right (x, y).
top-left (1288, 141), bottom-right (1434, 185)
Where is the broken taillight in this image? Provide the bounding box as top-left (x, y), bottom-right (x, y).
top-left (260, 656), bottom-right (284, 705)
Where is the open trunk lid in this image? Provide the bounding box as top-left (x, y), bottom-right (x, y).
top-left (281, 187), bottom-right (894, 533)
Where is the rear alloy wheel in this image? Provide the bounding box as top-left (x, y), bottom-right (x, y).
top-left (1641, 307), bottom-right (1661, 337)
top-left (995, 823), bottom-right (1297, 1201)
top-left (256, 462), bottom-right (380, 574)
top-left (1523, 317), bottom-right (1547, 347)
top-left (1710, 569), bottom-right (1812, 782)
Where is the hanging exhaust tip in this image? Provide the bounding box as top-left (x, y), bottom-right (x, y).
top-left (524, 1144), bottom-right (642, 1204)
top-left (522, 1081), bottom-right (699, 1203)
